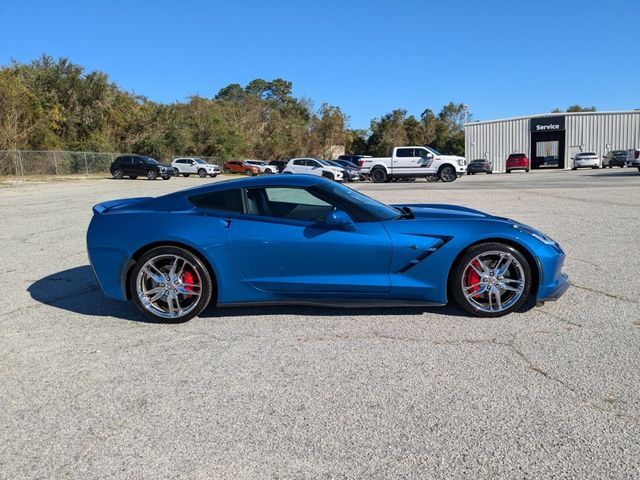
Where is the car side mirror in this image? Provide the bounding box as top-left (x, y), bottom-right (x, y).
top-left (426, 153), bottom-right (434, 159)
top-left (325, 209), bottom-right (354, 229)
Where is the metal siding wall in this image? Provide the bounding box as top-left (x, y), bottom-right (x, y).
top-left (566, 112), bottom-right (640, 168)
top-left (465, 119), bottom-right (529, 172)
top-left (467, 112), bottom-right (640, 172)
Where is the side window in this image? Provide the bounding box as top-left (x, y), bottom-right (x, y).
top-left (306, 160), bottom-right (319, 167)
top-left (293, 159), bottom-right (305, 166)
top-left (245, 187), bottom-right (334, 222)
top-left (396, 148), bottom-right (413, 157)
top-left (189, 189), bottom-right (244, 212)
top-left (415, 148), bottom-right (430, 158)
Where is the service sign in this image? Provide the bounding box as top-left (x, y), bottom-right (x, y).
top-left (530, 116), bottom-right (565, 132)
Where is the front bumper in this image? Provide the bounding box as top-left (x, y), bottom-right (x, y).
top-left (159, 168), bottom-right (176, 177)
top-left (537, 273), bottom-right (569, 303)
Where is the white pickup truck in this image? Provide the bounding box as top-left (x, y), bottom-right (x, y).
top-left (359, 146), bottom-right (466, 183)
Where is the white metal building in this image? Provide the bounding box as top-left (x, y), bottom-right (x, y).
top-left (464, 111), bottom-right (640, 172)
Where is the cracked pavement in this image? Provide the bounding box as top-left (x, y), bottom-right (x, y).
top-left (1, 170), bottom-right (639, 479)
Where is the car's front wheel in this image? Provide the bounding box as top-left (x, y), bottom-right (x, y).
top-left (450, 242), bottom-right (532, 318)
top-left (130, 246), bottom-right (213, 323)
top-left (321, 171), bottom-right (335, 181)
top-left (439, 165), bottom-right (456, 182)
top-left (112, 168), bottom-right (124, 179)
top-left (198, 168), bottom-right (207, 178)
top-left (147, 170), bottom-right (158, 180)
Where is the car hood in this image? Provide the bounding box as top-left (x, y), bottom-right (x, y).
top-left (392, 203), bottom-right (493, 220)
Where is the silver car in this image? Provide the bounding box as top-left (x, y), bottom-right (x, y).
top-left (572, 152), bottom-right (600, 170)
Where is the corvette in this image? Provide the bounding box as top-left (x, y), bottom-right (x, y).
top-left (87, 175), bottom-right (568, 322)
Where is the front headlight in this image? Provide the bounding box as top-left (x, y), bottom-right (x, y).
top-left (458, 159), bottom-right (465, 166)
top-left (513, 224), bottom-right (555, 245)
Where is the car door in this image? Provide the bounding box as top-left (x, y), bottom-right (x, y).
top-left (392, 148), bottom-right (420, 173)
top-left (226, 185), bottom-right (392, 294)
top-left (305, 159), bottom-right (323, 176)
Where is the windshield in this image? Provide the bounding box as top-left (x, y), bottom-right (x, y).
top-left (195, 159), bottom-right (207, 164)
top-left (315, 182), bottom-right (399, 221)
top-left (247, 160), bottom-right (265, 165)
top-left (143, 157), bottom-right (159, 164)
top-left (316, 159), bottom-right (333, 166)
top-left (424, 146), bottom-right (441, 156)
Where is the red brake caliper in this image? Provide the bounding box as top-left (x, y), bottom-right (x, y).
top-left (466, 260), bottom-right (481, 298)
top-left (182, 271), bottom-right (195, 292)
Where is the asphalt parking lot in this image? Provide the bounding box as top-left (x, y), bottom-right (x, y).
top-left (1, 169), bottom-right (639, 479)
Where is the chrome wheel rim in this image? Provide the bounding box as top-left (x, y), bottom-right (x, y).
top-left (136, 254), bottom-right (202, 319)
top-left (461, 250), bottom-right (525, 313)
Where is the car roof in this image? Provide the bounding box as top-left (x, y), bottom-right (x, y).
top-left (160, 174), bottom-right (327, 200)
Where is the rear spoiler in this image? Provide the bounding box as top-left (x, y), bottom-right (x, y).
top-left (92, 197), bottom-right (153, 215)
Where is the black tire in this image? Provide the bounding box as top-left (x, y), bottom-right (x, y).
top-left (370, 168), bottom-right (387, 183)
top-left (147, 169), bottom-right (158, 180)
top-left (224, 168), bottom-right (231, 174)
top-left (174, 169), bottom-right (181, 176)
top-left (162, 176), bottom-right (171, 180)
top-left (439, 165), bottom-right (456, 182)
top-left (198, 168), bottom-right (207, 178)
top-left (450, 242), bottom-right (532, 318)
top-left (112, 168), bottom-right (124, 179)
top-left (571, 167), bottom-right (577, 171)
top-left (129, 246), bottom-right (213, 323)
top-left (525, 168), bottom-right (530, 173)
top-left (246, 169), bottom-right (255, 176)
top-left (321, 171), bottom-right (335, 181)
top-left (591, 166), bottom-right (598, 169)
top-left (129, 175), bottom-right (138, 180)
top-left (183, 173), bottom-right (190, 177)
top-left (506, 170), bottom-right (511, 173)
top-left (487, 171), bottom-right (492, 174)
top-left (210, 174), bottom-right (217, 178)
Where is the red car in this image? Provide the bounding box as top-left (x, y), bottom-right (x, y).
top-left (506, 153), bottom-right (529, 173)
top-left (223, 160), bottom-right (259, 176)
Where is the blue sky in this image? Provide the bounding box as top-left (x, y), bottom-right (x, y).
top-left (1, 0), bottom-right (638, 129)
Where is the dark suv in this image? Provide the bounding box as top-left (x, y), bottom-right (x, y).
top-left (110, 155), bottom-right (176, 180)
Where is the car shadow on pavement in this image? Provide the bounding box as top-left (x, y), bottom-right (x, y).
top-left (28, 265), bottom-right (148, 322)
top-left (29, 265), bottom-right (533, 322)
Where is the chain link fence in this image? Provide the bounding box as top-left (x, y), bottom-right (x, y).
top-left (0, 151), bottom-right (224, 176)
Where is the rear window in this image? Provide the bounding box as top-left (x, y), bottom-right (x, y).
top-left (189, 189), bottom-right (243, 212)
top-left (508, 153), bottom-right (525, 159)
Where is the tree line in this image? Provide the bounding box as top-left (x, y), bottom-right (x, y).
top-left (1, 55), bottom-right (482, 160)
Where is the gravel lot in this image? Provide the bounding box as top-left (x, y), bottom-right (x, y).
top-left (1, 169), bottom-right (639, 479)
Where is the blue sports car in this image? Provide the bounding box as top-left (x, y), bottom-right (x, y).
top-left (87, 175), bottom-right (568, 322)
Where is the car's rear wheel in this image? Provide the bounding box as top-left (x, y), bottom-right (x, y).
top-left (147, 170), bottom-right (157, 180)
top-left (450, 243), bottom-right (531, 317)
top-left (198, 168), bottom-right (207, 178)
top-left (130, 246), bottom-right (213, 323)
top-left (112, 168), bottom-right (124, 179)
top-left (439, 165), bottom-right (456, 182)
top-left (370, 168), bottom-right (387, 183)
